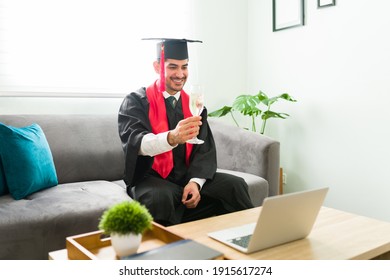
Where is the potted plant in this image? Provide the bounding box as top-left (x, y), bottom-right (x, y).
top-left (208, 90), bottom-right (297, 135)
top-left (98, 200), bottom-right (153, 257)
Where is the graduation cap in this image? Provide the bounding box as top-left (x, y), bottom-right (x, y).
top-left (143, 38), bottom-right (203, 60)
top-left (142, 38), bottom-right (203, 92)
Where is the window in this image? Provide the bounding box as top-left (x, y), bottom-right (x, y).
top-left (0, 0), bottom-right (192, 97)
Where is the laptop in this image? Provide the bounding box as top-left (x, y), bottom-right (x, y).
top-left (208, 187), bottom-right (329, 254)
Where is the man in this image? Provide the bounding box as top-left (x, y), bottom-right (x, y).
top-left (118, 38), bottom-right (253, 226)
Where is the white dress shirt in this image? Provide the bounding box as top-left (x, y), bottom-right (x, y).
top-left (139, 91), bottom-right (206, 189)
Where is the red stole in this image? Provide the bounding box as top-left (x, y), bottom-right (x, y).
top-left (146, 80), bottom-right (193, 178)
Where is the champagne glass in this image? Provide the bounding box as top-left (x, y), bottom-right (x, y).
top-left (187, 85), bottom-right (204, 144)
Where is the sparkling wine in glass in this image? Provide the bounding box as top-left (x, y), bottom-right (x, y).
top-left (187, 85), bottom-right (204, 144)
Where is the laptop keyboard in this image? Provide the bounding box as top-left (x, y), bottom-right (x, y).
top-left (229, 234), bottom-right (252, 248)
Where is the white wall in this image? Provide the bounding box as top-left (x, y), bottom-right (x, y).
top-left (191, 0), bottom-right (248, 110)
top-left (248, 0), bottom-right (390, 222)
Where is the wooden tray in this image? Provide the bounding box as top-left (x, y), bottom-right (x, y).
top-left (66, 222), bottom-right (184, 260)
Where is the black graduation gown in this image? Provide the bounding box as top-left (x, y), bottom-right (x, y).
top-left (118, 87), bottom-right (217, 193)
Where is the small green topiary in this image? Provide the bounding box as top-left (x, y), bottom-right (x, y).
top-left (98, 201), bottom-right (153, 236)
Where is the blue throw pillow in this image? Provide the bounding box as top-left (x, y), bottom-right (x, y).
top-left (0, 123), bottom-right (58, 200)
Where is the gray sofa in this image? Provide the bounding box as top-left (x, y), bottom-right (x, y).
top-left (0, 114), bottom-right (279, 260)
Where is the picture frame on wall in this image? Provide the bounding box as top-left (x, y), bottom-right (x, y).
top-left (318, 0), bottom-right (336, 8)
top-left (273, 0), bottom-right (305, 32)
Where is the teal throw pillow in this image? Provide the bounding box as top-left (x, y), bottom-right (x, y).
top-left (0, 123), bottom-right (58, 200)
top-left (0, 158), bottom-right (8, 196)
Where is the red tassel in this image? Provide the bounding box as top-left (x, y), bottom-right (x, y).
top-left (159, 44), bottom-right (165, 93)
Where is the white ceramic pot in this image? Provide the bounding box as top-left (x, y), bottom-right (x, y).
top-left (110, 232), bottom-right (142, 258)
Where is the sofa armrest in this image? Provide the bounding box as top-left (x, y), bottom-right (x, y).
top-left (208, 119), bottom-right (280, 196)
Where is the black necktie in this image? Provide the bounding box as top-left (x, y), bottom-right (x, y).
top-left (167, 96), bottom-right (177, 108)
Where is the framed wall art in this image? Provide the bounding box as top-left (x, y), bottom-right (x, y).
top-left (273, 0), bottom-right (305, 32)
top-left (318, 0), bottom-right (336, 8)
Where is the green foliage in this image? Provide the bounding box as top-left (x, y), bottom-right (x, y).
top-left (99, 201), bottom-right (153, 236)
top-left (208, 90), bottom-right (297, 134)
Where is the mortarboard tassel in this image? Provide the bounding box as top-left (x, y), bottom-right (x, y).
top-left (159, 43), bottom-right (165, 93)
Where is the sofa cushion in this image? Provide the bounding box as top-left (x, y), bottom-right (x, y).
top-left (0, 115), bottom-right (126, 184)
top-left (112, 179), bottom-right (127, 190)
top-left (0, 180), bottom-right (132, 259)
top-left (209, 119), bottom-right (280, 197)
top-left (0, 123), bottom-right (58, 200)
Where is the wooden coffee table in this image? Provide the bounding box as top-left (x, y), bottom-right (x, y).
top-left (167, 206), bottom-right (390, 260)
